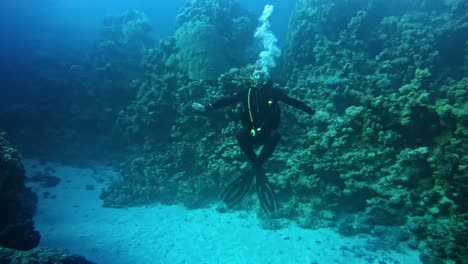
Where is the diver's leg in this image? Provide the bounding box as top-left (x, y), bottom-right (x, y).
top-left (251, 131), bottom-right (280, 213)
top-left (257, 131), bottom-right (280, 165)
top-left (253, 164), bottom-right (278, 213)
top-left (236, 128), bottom-right (257, 163)
top-left (222, 173), bottom-right (254, 208)
top-left (222, 129), bottom-right (257, 209)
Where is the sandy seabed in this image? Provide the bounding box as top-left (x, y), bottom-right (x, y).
top-left (25, 159), bottom-right (421, 264)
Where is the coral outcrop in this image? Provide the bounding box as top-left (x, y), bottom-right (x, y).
top-left (0, 135), bottom-right (40, 250)
top-left (0, 247), bottom-right (95, 264)
top-left (174, 21), bottom-right (229, 80)
top-left (0, 9), bottom-right (155, 163)
top-left (279, 0), bottom-right (467, 262)
top-left (172, 0), bottom-right (256, 80)
top-left (0, 136), bottom-right (96, 262)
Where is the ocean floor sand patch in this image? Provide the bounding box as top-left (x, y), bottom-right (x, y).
top-left (25, 160), bottom-right (421, 264)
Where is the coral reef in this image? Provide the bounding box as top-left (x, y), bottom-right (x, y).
top-left (0, 135), bottom-right (40, 250)
top-left (103, 2), bottom-right (259, 206)
top-left (100, 9), bottom-right (153, 52)
top-left (54, 1), bottom-right (464, 263)
top-left (0, 247), bottom-right (95, 264)
top-left (0, 136), bottom-right (96, 262)
top-left (278, 0), bottom-right (468, 262)
top-left (173, 0), bottom-right (256, 80)
top-left (102, 68), bottom-right (250, 208)
top-left (0, 9), bottom-right (155, 164)
top-left (3, 0), bottom-right (464, 261)
top-left (95, 9), bottom-right (153, 90)
top-left (174, 21), bottom-right (229, 80)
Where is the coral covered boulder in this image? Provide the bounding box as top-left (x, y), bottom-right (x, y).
top-left (0, 135), bottom-right (40, 250)
top-left (172, 0), bottom-right (255, 80)
top-left (0, 247), bottom-right (95, 264)
top-left (174, 21), bottom-right (229, 80)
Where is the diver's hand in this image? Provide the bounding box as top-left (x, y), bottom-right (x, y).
top-left (191, 102), bottom-right (206, 112)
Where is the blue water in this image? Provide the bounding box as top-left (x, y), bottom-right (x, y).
top-left (0, 0), bottom-right (294, 106)
top-left (0, 0), bottom-right (293, 57)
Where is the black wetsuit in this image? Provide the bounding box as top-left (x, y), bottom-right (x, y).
top-left (207, 82), bottom-right (315, 166)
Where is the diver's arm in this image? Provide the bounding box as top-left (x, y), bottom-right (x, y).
top-left (205, 89), bottom-right (247, 111)
top-left (275, 88), bottom-right (315, 115)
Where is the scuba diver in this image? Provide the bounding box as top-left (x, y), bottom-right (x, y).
top-left (192, 78), bottom-right (315, 213)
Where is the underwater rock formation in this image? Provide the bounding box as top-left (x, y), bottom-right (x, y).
top-left (174, 21), bottom-right (229, 81)
top-left (281, 0), bottom-right (467, 262)
top-left (0, 135), bottom-right (40, 250)
top-left (94, 9), bottom-right (153, 102)
top-left (0, 9), bottom-right (157, 164)
top-left (0, 136), bottom-right (96, 263)
top-left (103, 65), bottom-right (254, 208)
top-left (0, 247), bottom-right (95, 264)
top-left (173, 0), bottom-right (256, 80)
top-left (103, 0), bottom-right (467, 263)
top-left (100, 9), bottom-right (153, 54)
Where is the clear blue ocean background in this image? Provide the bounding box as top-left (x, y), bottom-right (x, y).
top-left (0, 0), bottom-right (297, 108)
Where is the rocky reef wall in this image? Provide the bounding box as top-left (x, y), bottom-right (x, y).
top-left (0, 135), bottom-right (40, 250)
top-left (0, 9), bottom-right (154, 164)
top-left (172, 0), bottom-right (256, 80)
top-left (97, 0), bottom-right (467, 262)
top-left (0, 135), bottom-right (95, 263)
top-left (279, 0), bottom-right (467, 262)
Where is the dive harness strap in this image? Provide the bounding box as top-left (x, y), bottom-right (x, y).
top-left (248, 87), bottom-right (273, 137)
top-left (247, 87), bottom-right (256, 136)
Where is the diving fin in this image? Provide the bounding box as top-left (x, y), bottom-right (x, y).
top-left (255, 166), bottom-right (278, 213)
top-left (222, 174), bottom-right (254, 208)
